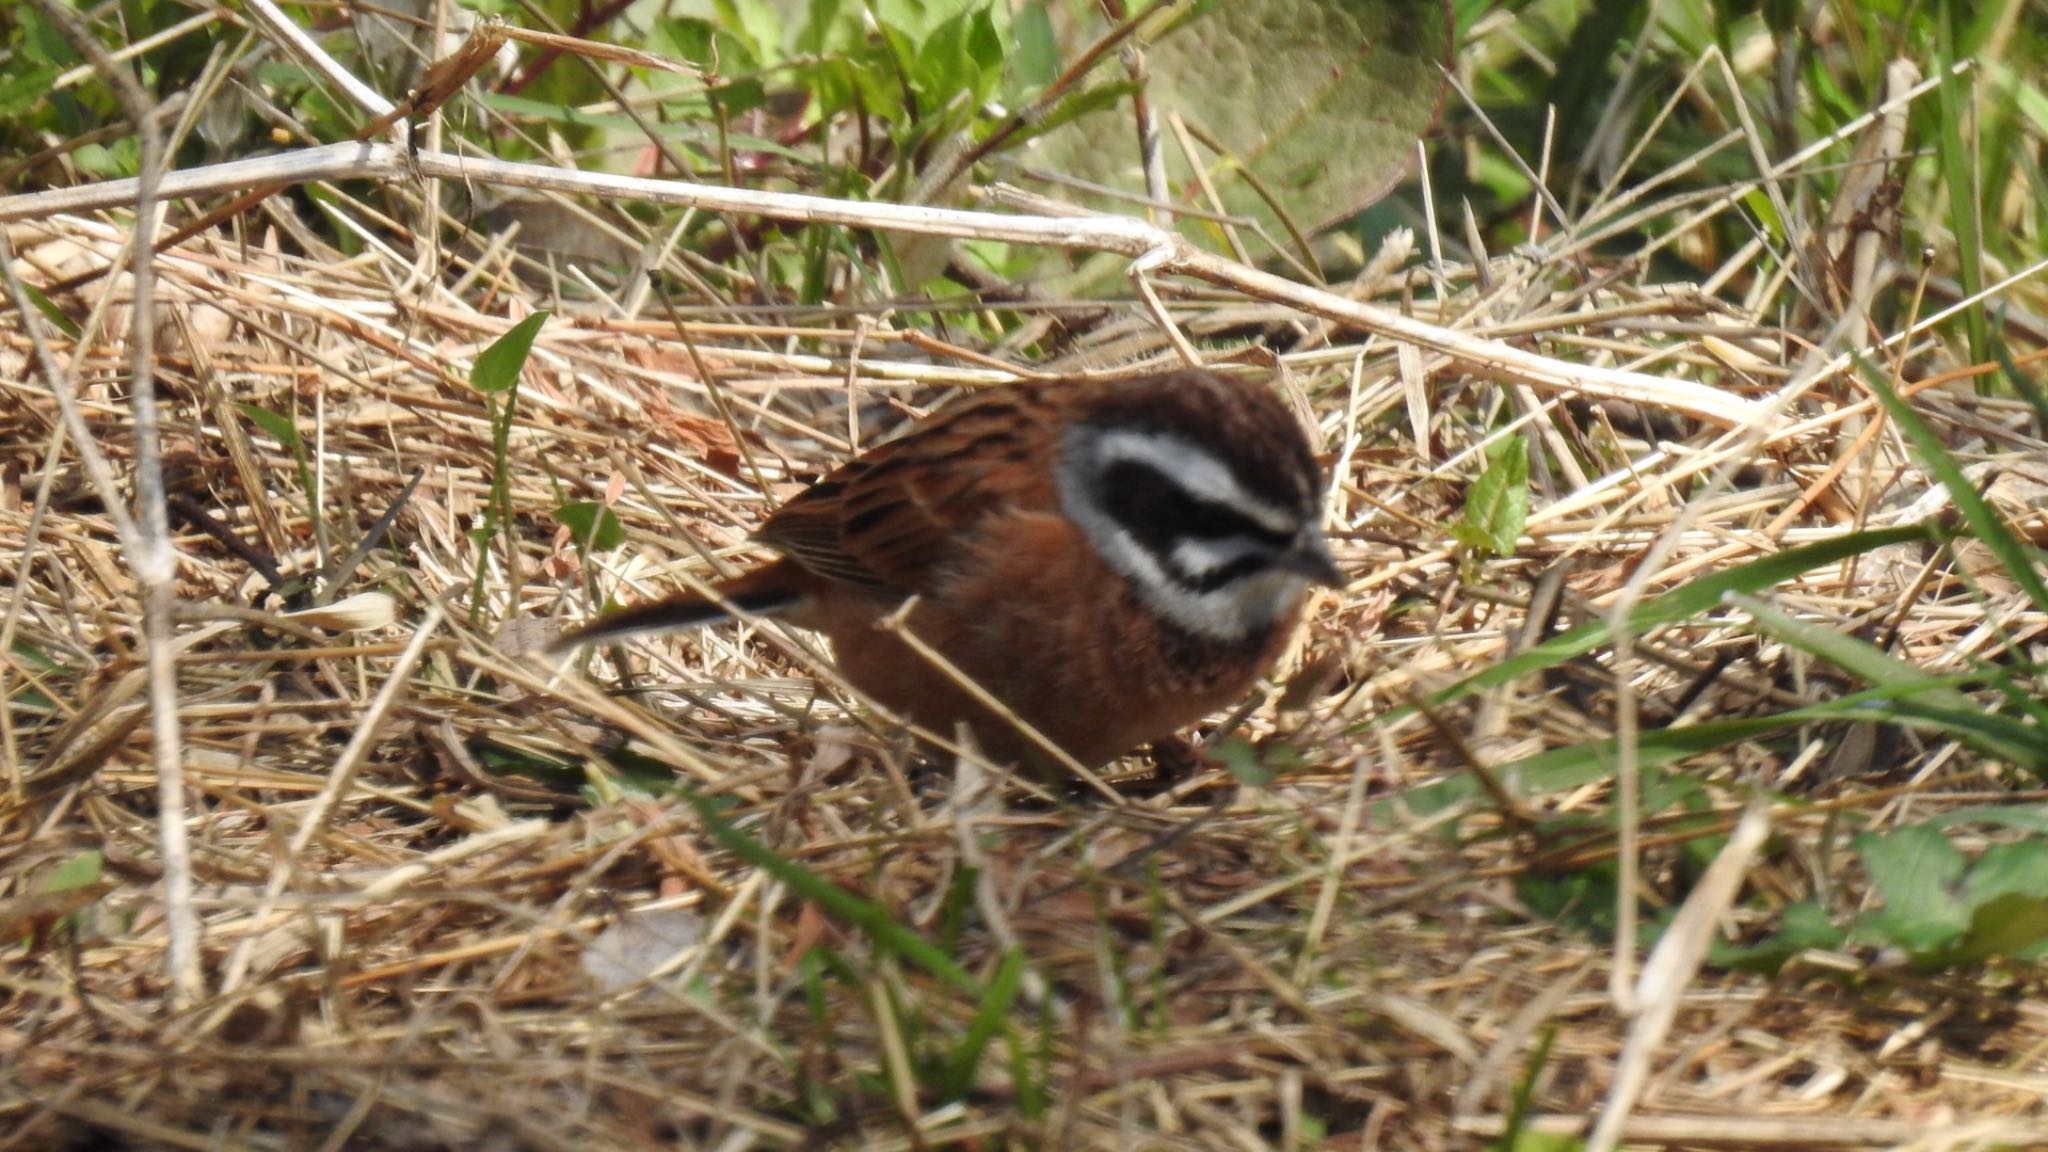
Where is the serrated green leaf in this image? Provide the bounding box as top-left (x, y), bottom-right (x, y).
top-left (1457, 434), bottom-right (1528, 558)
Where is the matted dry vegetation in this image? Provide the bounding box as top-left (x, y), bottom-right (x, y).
top-left (8, 46), bottom-right (2048, 1152)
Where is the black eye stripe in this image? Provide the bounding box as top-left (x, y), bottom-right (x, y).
top-left (1099, 461), bottom-right (1293, 552)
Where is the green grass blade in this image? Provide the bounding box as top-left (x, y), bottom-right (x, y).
top-left (680, 789), bottom-right (980, 994)
top-left (937, 947), bottom-right (1025, 1101)
top-left (1367, 523), bottom-right (1937, 729)
top-left (1860, 358), bottom-right (2048, 612)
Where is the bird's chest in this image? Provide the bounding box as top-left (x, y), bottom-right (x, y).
top-left (848, 513), bottom-right (1281, 762)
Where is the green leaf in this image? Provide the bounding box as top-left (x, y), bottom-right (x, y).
top-left (1949, 892), bottom-right (2048, 964)
top-left (236, 402), bottom-right (301, 450)
top-left (1932, 0), bottom-right (1989, 363)
top-left (1960, 839), bottom-right (2048, 913)
top-left (1006, 80), bottom-right (1139, 146)
top-left (1011, 1), bottom-right (1058, 89)
top-left (1911, 818), bottom-right (2048, 966)
top-left (1543, 0), bottom-right (1645, 152)
top-left (74, 139), bottom-right (138, 179)
top-left (1207, 735), bottom-right (1277, 786)
top-left (1393, 717), bottom-right (1787, 820)
top-left (1710, 900), bottom-right (1845, 972)
top-left (471, 311), bottom-right (550, 395)
top-left (898, 5), bottom-right (1008, 113)
top-left (1925, 804), bottom-right (2048, 834)
top-left (1855, 826), bottom-right (1970, 954)
top-left (553, 501), bottom-right (626, 552)
top-left (713, 0), bottom-right (785, 59)
top-left (1033, 0), bottom-right (1454, 246)
top-left (654, 16), bottom-right (768, 115)
top-left (0, 64), bottom-right (59, 117)
top-left (1453, 434), bottom-right (1528, 558)
top-left (1722, 597), bottom-right (2048, 770)
top-left (1495, 1024), bottom-right (1559, 1152)
top-left (42, 850), bottom-right (104, 892)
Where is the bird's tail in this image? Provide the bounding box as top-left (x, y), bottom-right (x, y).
top-left (548, 566), bottom-right (801, 653)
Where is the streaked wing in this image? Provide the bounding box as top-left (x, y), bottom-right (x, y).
top-left (755, 387), bottom-right (1059, 595)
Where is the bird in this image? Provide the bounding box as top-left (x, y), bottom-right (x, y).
top-left (553, 368), bottom-right (1342, 774)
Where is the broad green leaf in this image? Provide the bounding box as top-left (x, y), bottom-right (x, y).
top-left (1949, 892), bottom-right (2048, 964)
top-left (0, 65), bottom-right (59, 117)
top-left (1709, 900), bottom-right (1845, 972)
top-left (1011, 1), bottom-right (1059, 89)
top-left (554, 501), bottom-right (626, 552)
top-left (1959, 839), bottom-right (2048, 913)
top-left (1855, 826), bottom-right (1969, 953)
top-left (42, 850), bottom-right (104, 892)
top-left (1032, 0), bottom-right (1453, 247)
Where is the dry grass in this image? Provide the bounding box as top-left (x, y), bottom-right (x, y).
top-left (8, 31), bottom-right (2048, 1152)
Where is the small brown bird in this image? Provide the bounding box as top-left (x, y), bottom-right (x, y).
top-left (555, 369), bottom-right (1341, 772)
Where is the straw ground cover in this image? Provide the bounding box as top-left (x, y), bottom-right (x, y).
top-left (7, 2), bottom-right (2048, 1148)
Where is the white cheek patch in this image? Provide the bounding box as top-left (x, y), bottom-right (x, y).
top-left (1154, 570), bottom-right (1311, 641)
top-left (1088, 428), bottom-right (1300, 536)
top-left (1058, 425), bottom-right (1314, 641)
top-left (1095, 525), bottom-right (1171, 593)
top-left (1171, 536), bottom-right (1262, 579)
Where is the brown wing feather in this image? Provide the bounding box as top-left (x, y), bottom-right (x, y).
top-left (754, 387), bottom-right (1060, 595)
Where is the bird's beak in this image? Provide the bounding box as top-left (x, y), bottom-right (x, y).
top-left (1280, 531), bottom-right (1345, 588)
